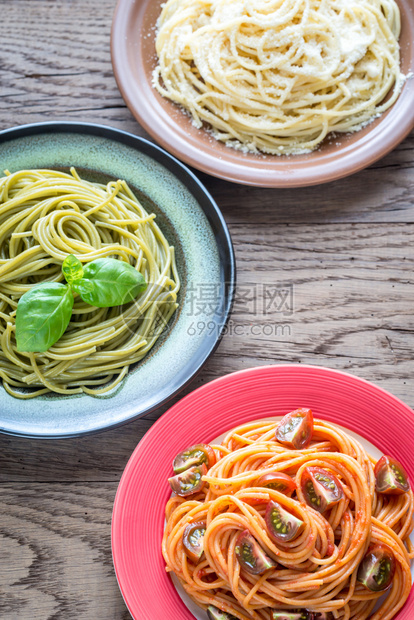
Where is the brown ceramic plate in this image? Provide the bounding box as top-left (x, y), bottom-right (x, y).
top-left (111, 0), bottom-right (414, 188)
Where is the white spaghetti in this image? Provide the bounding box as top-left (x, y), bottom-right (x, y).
top-left (153, 0), bottom-right (405, 155)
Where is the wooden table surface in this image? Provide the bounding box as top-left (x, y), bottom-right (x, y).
top-left (1, 1), bottom-right (414, 618)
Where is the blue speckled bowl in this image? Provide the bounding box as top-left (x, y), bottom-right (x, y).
top-left (0, 122), bottom-right (235, 438)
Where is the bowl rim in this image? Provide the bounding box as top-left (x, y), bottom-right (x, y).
top-left (0, 121), bottom-right (236, 439)
top-left (111, 0), bottom-right (414, 188)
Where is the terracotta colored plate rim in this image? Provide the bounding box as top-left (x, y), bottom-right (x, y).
top-left (111, 364), bottom-right (414, 619)
top-left (111, 0), bottom-right (414, 188)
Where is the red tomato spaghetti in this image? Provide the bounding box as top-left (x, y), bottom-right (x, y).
top-left (162, 411), bottom-right (414, 620)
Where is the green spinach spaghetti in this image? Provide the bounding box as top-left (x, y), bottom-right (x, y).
top-left (0, 168), bottom-right (180, 399)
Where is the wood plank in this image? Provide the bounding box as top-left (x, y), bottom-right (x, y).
top-left (0, 0), bottom-right (130, 130)
top-left (200, 151), bottom-right (414, 224)
top-left (0, 483), bottom-right (129, 619)
top-left (1, 1), bottom-right (414, 618)
top-left (208, 222), bottom-right (414, 395)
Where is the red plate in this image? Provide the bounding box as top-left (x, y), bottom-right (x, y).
top-left (112, 365), bottom-right (414, 618)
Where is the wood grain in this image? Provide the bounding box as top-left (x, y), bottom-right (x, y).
top-left (1, 223), bottom-right (413, 484)
top-left (0, 483), bottom-right (129, 619)
top-left (0, 0), bottom-right (414, 618)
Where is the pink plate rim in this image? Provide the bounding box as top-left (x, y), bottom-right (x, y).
top-left (111, 364), bottom-right (414, 619)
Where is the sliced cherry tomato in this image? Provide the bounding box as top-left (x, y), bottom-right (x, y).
top-left (256, 472), bottom-right (297, 496)
top-left (173, 443), bottom-right (216, 474)
top-left (276, 408), bottom-right (313, 449)
top-left (168, 463), bottom-right (207, 497)
top-left (374, 455), bottom-right (410, 495)
top-left (301, 467), bottom-right (344, 513)
top-left (235, 529), bottom-right (276, 575)
top-left (357, 544), bottom-right (395, 592)
top-left (183, 521), bottom-right (206, 563)
top-left (207, 606), bottom-right (238, 620)
top-left (265, 501), bottom-right (304, 543)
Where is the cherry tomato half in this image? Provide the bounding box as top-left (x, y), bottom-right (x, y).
top-left (183, 521), bottom-right (206, 563)
top-left (207, 606), bottom-right (238, 620)
top-left (276, 408), bottom-right (313, 450)
top-left (173, 443), bottom-right (216, 474)
top-left (168, 463), bottom-right (207, 496)
top-left (235, 529), bottom-right (277, 575)
top-left (374, 456), bottom-right (410, 495)
top-left (301, 467), bottom-right (344, 513)
top-left (357, 544), bottom-right (396, 592)
top-left (265, 501), bottom-right (304, 543)
top-left (256, 472), bottom-right (297, 496)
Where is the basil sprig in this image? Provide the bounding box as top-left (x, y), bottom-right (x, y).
top-left (62, 253), bottom-right (84, 285)
top-left (71, 258), bottom-right (147, 308)
top-left (15, 283), bottom-right (74, 353)
top-left (15, 255), bottom-right (148, 353)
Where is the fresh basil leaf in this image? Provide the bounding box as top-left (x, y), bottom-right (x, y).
top-left (16, 283), bottom-right (74, 352)
top-left (72, 258), bottom-right (147, 308)
top-left (62, 254), bottom-right (83, 285)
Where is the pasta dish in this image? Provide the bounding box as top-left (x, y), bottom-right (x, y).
top-left (153, 0), bottom-right (405, 155)
top-left (0, 168), bottom-right (179, 398)
top-left (163, 409), bottom-right (413, 619)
